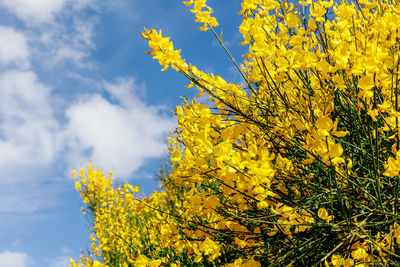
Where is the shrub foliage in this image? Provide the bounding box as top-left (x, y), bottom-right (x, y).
top-left (71, 0), bottom-right (400, 266)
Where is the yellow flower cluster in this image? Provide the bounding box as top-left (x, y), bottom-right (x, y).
top-left (183, 0), bottom-right (218, 31)
top-left (142, 29), bottom-right (187, 72)
top-left (70, 164), bottom-right (168, 267)
top-left (72, 0), bottom-right (400, 265)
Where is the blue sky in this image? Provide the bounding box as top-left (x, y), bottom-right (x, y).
top-left (0, 1), bottom-right (245, 266)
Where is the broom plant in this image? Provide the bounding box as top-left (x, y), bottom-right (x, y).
top-left (71, 0), bottom-right (400, 265)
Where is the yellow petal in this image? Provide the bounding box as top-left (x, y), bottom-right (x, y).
top-left (318, 207), bottom-right (329, 220)
top-left (351, 247), bottom-right (368, 260)
top-left (316, 116), bottom-right (333, 131)
top-left (310, 3), bottom-right (326, 17)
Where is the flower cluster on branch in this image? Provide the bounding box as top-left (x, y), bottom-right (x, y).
top-left (71, 0), bottom-right (400, 266)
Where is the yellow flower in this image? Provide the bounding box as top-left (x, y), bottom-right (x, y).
top-left (351, 247), bottom-right (368, 260)
top-left (285, 13), bottom-right (301, 28)
top-left (149, 259), bottom-right (162, 267)
top-left (384, 156), bottom-right (400, 177)
top-left (331, 254), bottom-right (344, 266)
top-left (184, 0), bottom-right (218, 31)
top-left (318, 208), bottom-right (334, 222)
top-left (310, 3), bottom-right (326, 18)
top-left (135, 255), bottom-right (149, 266)
top-left (316, 116), bottom-right (333, 133)
top-left (200, 237), bottom-right (220, 259)
top-left (320, 0), bottom-right (334, 8)
top-left (92, 261), bottom-right (105, 267)
top-left (243, 257), bottom-right (261, 267)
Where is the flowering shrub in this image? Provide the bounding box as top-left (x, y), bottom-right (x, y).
top-left (71, 0), bottom-right (400, 266)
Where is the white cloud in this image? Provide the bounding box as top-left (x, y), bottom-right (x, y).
top-left (0, 188), bottom-right (39, 213)
top-left (0, 26), bottom-right (29, 69)
top-left (0, 182), bottom-right (50, 212)
top-left (0, 70), bottom-right (58, 169)
top-left (0, 251), bottom-right (28, 267)
top-left (71, 0), bottom-right (96, 10)
top-left (0, 0), bottom-right (96, 68)
top-left (103, 77), bottom-right (146, 108)
top-left (47, 247), bottom-right (73, 267)
top-left (52, 46), bottom-right (87, 67)
top-left (48, 255), bottom-right (71, 267)
top-left (64, 78), bottom-right (175, 178)
top-left (0, 71), bottom-right (61, 213)
top-left (31, 15), bottom-right (95, 68)
top-left (0, 0), bottom-right (178, 263)
top-left (0, 0), bottom-right (67, 24)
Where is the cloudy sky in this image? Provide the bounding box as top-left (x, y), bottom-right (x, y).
top-left (0, 1), bottom-right (244, 266)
